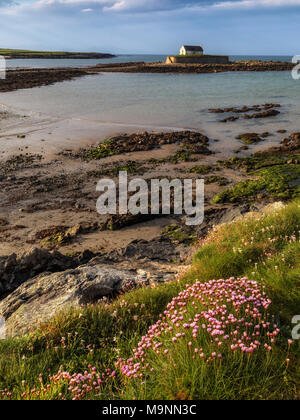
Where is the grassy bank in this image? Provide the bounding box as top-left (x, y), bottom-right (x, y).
top-left (0, 200), bottom-right (299, 400)
top-left (0, 48), bottom-right (113, 59)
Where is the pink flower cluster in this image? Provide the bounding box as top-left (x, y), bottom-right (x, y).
top-left (19, 365), bottom-right (117, 400)
top-left (0, 390), bottom-right (12, 400)
top-left (117, 277), bottom-right (280, 378)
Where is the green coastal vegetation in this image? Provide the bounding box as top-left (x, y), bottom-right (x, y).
top-left (0, 48), bottom-right (114, 59)
top-left (213, 153), bottom-right (300, 204)
top-left (0, 199), bottom-right (299, 400)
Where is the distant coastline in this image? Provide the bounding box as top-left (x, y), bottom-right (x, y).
top-left (0, 48), bottom-right (115, 59)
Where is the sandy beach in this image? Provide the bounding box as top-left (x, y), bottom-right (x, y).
top-left (0, 93), bottom-right (298, 267)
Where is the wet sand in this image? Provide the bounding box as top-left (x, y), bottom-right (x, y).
top-left (0, 101), bottom-right (292, 161)
top-left (0, 124), bottom-right (245, 258)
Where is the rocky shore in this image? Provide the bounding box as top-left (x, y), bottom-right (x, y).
top-left (94, 60), bottom-right (294, 74)
top-left (0, 67), bottom-right (98, 93)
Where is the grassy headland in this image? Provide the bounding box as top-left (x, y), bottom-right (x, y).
top-left (0, 199), bottom-right (299, 400)
top-left (0, 48), bottom-right (114, 59)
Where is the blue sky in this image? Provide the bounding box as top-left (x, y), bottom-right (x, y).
top-left (0, 1), bottom-right (299, 55)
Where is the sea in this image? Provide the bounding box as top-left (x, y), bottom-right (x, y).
top-left (0, 55), bottom-right (299, 156)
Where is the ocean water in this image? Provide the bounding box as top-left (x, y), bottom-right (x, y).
top-left (0, 57), bottom-right (299, 156)
top-left (5, 55), bottom-right (293, 69)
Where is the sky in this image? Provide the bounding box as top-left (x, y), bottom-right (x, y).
top-left (0, 0), bottom-right (299, 55)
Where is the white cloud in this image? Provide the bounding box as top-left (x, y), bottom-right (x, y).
top-left (211, 0), bottom-right (300, 11)
top-left (1, 0), bottom-right (300, 16)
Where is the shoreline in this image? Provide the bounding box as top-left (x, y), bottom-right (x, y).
top-left (0, 102), bottom-right (290, 162)
top-left (0, 60), bottom-right (294, 93)
top-left (93, 60), bottom-right (294, 73)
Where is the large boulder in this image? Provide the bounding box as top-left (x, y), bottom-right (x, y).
top-left (0, 248), bottom-right (95, 299)
top-left (0, 264), bottom-right (145, 337)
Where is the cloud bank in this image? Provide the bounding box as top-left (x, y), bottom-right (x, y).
top-left (1, 0), bottom-right (300, 16)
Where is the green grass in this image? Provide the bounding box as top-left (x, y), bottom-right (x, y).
top-left (0, 200), bottom-right (299, 400)
top-left (0, 49), bottom-right (104, 57)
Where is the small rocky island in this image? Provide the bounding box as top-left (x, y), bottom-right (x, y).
top-left (166, 44), bottom-right (229, 64)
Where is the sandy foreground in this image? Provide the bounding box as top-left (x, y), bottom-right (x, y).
top-left (0, 112), bottom-right (242, 259)
top-left (0, 96), bottom-right (297, 281)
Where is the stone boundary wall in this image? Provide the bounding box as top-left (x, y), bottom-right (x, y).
top-left (166, 55), bottom-right (229, 64)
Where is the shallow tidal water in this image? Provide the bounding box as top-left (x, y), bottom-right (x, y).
top-left (0, 55), bottom-right (299, 157)
top-left (5, 54), bottom-right (294, 69)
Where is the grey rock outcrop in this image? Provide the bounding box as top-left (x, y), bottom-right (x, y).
top-left (0, 248), bottom-right (96, 299)
top-left (0, 264), bottom-right (146, 336)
